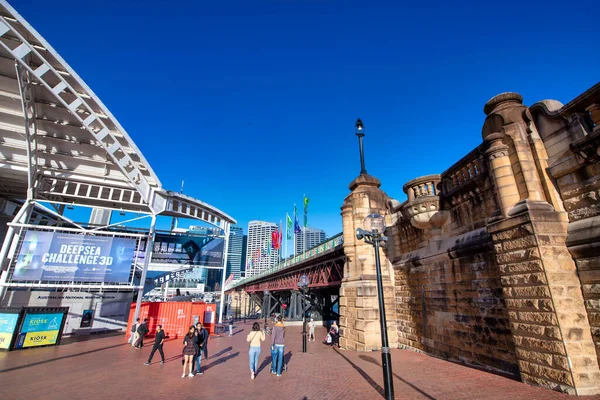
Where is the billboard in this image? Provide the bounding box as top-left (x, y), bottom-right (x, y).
top-left (0, 313), bottom-right (20, 349)
top-left (12, 231), bottom-right (136, 283)
top-left (14, 313), bottom-right (65, 348)
top-left (148, 234), bottom-right (225, 267)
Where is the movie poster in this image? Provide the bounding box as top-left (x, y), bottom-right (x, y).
top-left (12, 231), bottom-right (136, 283)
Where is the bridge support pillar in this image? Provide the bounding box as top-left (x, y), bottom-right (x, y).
top-left (339, 173), bottom-right (398, 351)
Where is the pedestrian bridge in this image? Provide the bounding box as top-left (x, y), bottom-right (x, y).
top-left (226, 233), bottom-right (345, 321)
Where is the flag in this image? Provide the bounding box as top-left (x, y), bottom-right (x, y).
top-left (286, 214), bottom-right (292, 240)
top-left (294, 212), bottom-right (301, 234)
top-left (303, 195), bottom-right (310, 227)
top-left (272, 229), bottom-right (281, 250)
top-left (279, 222), bottom-right (283, 248)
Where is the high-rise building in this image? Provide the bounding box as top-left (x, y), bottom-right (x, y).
top-left (226, 226), bottom-right (246, 280)
top-left (295, 227), bottom-right (326, 255)
top-left (245, 221), bottom-right (280, 277)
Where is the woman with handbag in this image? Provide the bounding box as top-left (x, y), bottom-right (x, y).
top-left (246, 322), bottom-right (265, 380)
top-left (182, 326), bottom-right (196, 378)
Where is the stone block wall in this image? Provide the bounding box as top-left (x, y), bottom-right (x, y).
top-left (393, 227), bottom-right (517, 375)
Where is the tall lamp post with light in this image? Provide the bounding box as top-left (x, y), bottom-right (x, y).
top-left (356, 214), bottom-right (394, 400)
top-left (263, 289), bottom-right (270, 330)
top-left (297, 275), bottom-right (310, 353)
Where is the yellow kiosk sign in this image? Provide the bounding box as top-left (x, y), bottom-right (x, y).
top-left (14, 313), bottom-right (64, 349)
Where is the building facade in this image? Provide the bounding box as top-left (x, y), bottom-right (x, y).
top-left (295, 227), bottom-right (326, 254)
top-left (227, 226), bottom-right (246, 280)
top-left (245, 221), bottom-right (280, 277)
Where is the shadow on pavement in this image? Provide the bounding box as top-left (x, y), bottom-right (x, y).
top-left (231, 329), bottom-right (245, 336)
top-left (358, 354), bottom-right (437, 400)
top-left (284, 351), bottom-right (293, 367)
top-left (334, 349), bottom-right (385, 398)
top-left (0, 342), bottom-right (128, 374)
top-left (256, 353), bottom-right (273, 375)
top-left (210, 346), bottom-right (233, 360)
top-left (203, 351), bottom-right (240, 371)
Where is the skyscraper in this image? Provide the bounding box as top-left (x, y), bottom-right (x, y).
top-left (295, 227), bottom-right (326, 255)
top-left (245, 221), bottom-right (280, 277)
top-left (226, 226), bottom-right (246, 280)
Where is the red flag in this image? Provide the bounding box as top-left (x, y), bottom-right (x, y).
top-left (272, 229), bottom-right (281, 250)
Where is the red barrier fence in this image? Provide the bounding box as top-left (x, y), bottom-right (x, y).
top-left (126, 302), bottom-right (217, 340)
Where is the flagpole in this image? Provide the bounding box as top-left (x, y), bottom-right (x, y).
top-left (284, 214), bottom-right (288, 260)
top-left (293, 205), bottom-right (296, 258)
top-left (303, 194), bottom-right (307, 253)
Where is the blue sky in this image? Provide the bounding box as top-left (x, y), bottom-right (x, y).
top-left (17, 0), bottom-right (599, 254)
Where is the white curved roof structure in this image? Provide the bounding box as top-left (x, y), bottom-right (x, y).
top-left (0, 1), bottom-right (235, 228)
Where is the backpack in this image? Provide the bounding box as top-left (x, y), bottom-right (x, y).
top-left (131, 323), bottom-right (137, 333)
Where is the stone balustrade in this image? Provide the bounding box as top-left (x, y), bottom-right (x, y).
top-left (403, 174), bottom-right (440, 202)
top-left (440, 147), bottom-right (486, 196)
top-left (401, 174), bottom-right (449, 231)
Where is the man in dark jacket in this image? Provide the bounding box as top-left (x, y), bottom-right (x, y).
top-left (135, 318), bottom-right (149, 348)
top-left (193, 322), bottom-right (208, 375)
top-left (144, 325), bottom-right (165, 365)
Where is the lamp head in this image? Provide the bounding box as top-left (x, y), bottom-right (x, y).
top-left (363, 213), bottom-right (386, 235)
top-left (355, 118), bottom-right (364, 136)
top-left (298, 275), bottom-right (309, 288)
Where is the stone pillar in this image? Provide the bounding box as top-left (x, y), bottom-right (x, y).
top-left (489, 209), bottom-right (600, 395)
top-left (339, 173), bottom-right (397, 351)
top-left (485, 132), bottom-right (520, 218)
top-left (482, 92), bottom-right (600, 395)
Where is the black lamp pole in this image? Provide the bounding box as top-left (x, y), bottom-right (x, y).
top-left (357, 215), bottom-right (395, 400)
top-left (373, 234), bottom-right (394, 400)
top-left (298, 275), bottom-right (309, 353)
top-left (355, 118), bottom-right (367, 175)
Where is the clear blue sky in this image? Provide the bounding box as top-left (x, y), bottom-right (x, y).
top-left (17, 0), bottom-right (599, 251)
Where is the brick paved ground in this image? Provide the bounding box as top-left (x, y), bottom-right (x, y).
top-left (1, 321), bottom-right (598, 400)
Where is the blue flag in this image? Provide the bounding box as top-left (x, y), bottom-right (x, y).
top-left (294, 204), bottom-right (302, 234)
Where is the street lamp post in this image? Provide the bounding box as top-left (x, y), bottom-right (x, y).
top-left (356, 213), bottom-right (394, 400)
top-left (263, 289), bottom-right (270, 330)
top-left (297, 275), bottom-right (310, 353)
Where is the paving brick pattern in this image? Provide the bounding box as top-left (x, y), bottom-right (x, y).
top-left (1, 321), bottom-right (599, 400)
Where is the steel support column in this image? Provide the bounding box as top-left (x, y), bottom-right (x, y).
top-left (218, 222), bottom-right (231, 324)
top-left (133, 214), bottom-right (156, 322)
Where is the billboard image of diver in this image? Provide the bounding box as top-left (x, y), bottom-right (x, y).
top-left (149, 234), bottom-right (224, 267)
top-left (12, 231), bottom-right (136, 283)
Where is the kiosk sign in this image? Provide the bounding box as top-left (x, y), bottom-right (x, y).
top-left (0, 313), bottom-right (19, 349)
top-left (15, 313), bottom-right (65, 348)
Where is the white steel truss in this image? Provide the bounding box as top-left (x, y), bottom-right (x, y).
top-left (0, 13), bottom-right (157, 210)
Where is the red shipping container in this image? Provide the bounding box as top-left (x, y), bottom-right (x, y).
top-left (126, 302), bottom-right (217, 340)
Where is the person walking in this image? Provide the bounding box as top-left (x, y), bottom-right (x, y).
top-left (271, 315), bottom-right (285, 377)
top-left (247, 322), bottom-right (265, 380)
top-left (130, 318), bottom-right (140, 345)
top-left (228, 317), bottom-right (234, 337)
top-left (193, 322), bottom-right (208, 375)
top-left (134, 318), bottom-right (149, 348)
top-left (182, 326), bottom-right (196, 378)
top-left (308, 318), bottom-right (316, 342)
top-left (144, 325), bottom-right (165, 365)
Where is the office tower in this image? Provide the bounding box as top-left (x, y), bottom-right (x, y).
top-left (226, 226), bottom-right (246, 280)
top-left (245, 221), bottom-right (280, 277)
top-left (295, 227), bottom-right (326, 255)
